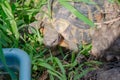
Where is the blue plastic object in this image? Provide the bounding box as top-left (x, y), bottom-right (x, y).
top-left (0, 48), bottom-right (31, 80)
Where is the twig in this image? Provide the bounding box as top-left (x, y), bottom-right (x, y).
top-left (94, 16), bottom-right (120, 25)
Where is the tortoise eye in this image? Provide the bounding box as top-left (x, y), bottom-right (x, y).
top-left (58, 34), bottom-right (64, 42)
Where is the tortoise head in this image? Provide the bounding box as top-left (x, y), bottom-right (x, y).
top-left (43, 23), bottom-right (62, 48)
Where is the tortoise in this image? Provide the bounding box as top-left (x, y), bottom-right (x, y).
top-left (30, 0), bottom-right (120, 60)
top-left (32, 0), bottom-right (104, 51)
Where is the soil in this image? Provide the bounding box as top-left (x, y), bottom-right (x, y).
top-left (83, 61), bottom-right (120, 80)
top-left (0, 70), bottom-right (19, 80)
top-left (0, 72), bottom-right (11, 80)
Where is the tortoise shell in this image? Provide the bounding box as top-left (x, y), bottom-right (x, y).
top-left (34, 0), bottom-right (104, 51)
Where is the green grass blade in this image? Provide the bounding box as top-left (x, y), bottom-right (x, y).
top-left (48, 70), bottom-right (63, 80)
top-left (71, 52), bottom-right (76, 63)
top-left (37, 60), bottom-right (63, 79)
top-left (80, 44), bottom-right (92, 56)
top-left (49, 74), bottom-right (55, 80)
top-left (38, 61), bottom-right (55, 71)
top-left (47, 0), bottom-right (53, 18)
top-left (24, 0), bottom-right (31, 6)
top-left (59, 47), bottom-right (65, 57)
top-left (0, 44), bottom-right (17, 80)
top-left (73, 0), bottom-right (96, 4)
top-left (58, 0), bottom-right (94, 27)
top-left (0, 30), bottom-right (12, 46)
top-left (74, 68), bottom-right (95, 80)
top-left (54, 57), bottom-right (67, 79)
top-left (0, 1), bottom-right (19, 42)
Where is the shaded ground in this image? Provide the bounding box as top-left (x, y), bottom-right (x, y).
top-left (83, 61), bottom-right (120, 80)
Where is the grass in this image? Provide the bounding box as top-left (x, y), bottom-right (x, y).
top-left (0, 0), bottom-right (104, 80)
top-left (58, 0), bottom-right (95, 27)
